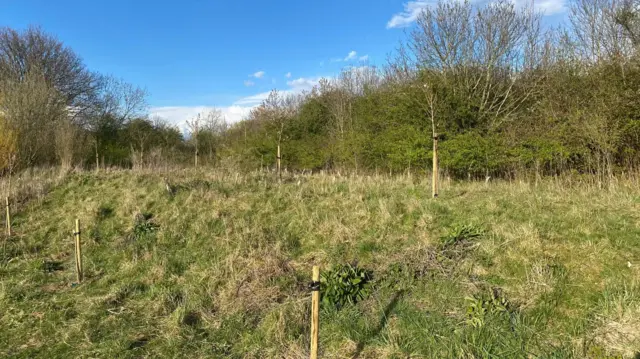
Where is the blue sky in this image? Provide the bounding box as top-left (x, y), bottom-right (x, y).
top-left (0, 0), bottom-right (567, 127)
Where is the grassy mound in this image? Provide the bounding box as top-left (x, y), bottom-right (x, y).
top-left (1, 169), bottom-right (639, 358)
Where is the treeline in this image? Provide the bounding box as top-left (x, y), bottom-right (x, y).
top-left (2, 0), bottom-right (640, 180)
top-left (224, 0), bottom-right (640, 179)
top-left (0, 27), bottom-right (227, 174)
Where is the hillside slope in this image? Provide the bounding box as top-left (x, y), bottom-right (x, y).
top-left (1, 170), bottom-right (639, 358)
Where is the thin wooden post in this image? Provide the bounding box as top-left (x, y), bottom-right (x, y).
top-left (95, 142), bottom-right (100, 172)
top-left (5, 197), bottom-right (11, 236)
top-left (310, 266), bottom-right (320, 359)
top-left (74, 219), bottom-right (83, 283)
top-left (432, 134), bottom-right (439, 198)
top-left (277, 144), bottom-right (282, 181)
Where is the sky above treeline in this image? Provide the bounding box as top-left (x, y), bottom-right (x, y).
top-left (1, 0), bottom-right (567, 129)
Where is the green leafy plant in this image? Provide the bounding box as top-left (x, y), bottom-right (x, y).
top-left (130, 213), bottom-right (159, 241)
top-left (441, 224), bottom-right (484, 248)
top-left (320, 263), bottom-right (373, 309)
top-left (465, 288), bottom-right (511, 328)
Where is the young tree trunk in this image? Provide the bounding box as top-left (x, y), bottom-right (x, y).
top-left (432, 134), bottom-right (439, 198)
top-left (95, 141), bottom-right (99, 172)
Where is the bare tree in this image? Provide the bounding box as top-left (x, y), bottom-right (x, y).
top-left (186, 114), bottom-right (200, 168)
top-left (0, 68), bottom-right (66, 168)
top-left (615, 0), bottom-right (640, 47)
top-left (409, 0), bottom-right (546, 128)
top-left (0, 115), bottom-right (17, 179)
top-left (126, 118), bottom-right (154, 168)
top-left (199, 109), bottom-right (227, 165)
top-left (0, 26), bottom-right (99, 111)
top-left (55, 117), bottom-right (78, 170)
top-left (569, 0), bottom-right (638, 62)
top-left (89, 76), bottom-right (147, 170)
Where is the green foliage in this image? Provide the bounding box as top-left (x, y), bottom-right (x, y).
top-left (320, 263), bottom-right (373, 309)
top-left (441, 224), bottom-right (484, 248)
top-left (132, 213), bottom-right (159, 240)
top-left (465, 289), bottom-right (512, 328)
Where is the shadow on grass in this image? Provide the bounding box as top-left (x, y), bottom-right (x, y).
top-left (352, 290), bottom-right (404, 359)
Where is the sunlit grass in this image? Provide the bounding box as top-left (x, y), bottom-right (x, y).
top-left (1, 168), bottom-right (639, 358)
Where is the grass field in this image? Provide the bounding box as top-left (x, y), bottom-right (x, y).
top-left (1, 168), bottom-right (640, 358)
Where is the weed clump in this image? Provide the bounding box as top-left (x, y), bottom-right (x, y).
top-left (465, 287), bottom-right (514, 328)
top-left (441, 224), bottom-right (485, 249)
top-left (130, 213), bottom-right (159, 240)
top-left (321, 263), bottom-right (373, 309)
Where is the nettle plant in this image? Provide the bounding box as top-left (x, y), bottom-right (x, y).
top-left (320, 263), bottom-right (373, 309)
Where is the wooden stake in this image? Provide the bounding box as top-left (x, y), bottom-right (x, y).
top-left (277, 144), bottom-right (282, 181)
top-left (432, 134), bottom-right (439, 198)
top-left (310, 266), bottom-right (320, 359)
top-left (5, 197), bottom-right (11, 237)
top-left (74, 219), bottom-right (83, 283)
top-left (95, 141), bottom-right (100, 172)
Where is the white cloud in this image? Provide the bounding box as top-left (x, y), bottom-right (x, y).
top-left (359, 55), bottom-right (369, 61)
top-left (150, 105), bottom-right (254, 133)
top-left (251, 71), bottom-right (265, 79)
top-left (244, 80), bottom-right (255, 87)
top-left (387, 1), bottom-right (430, 29)
top-left (150, 74), bottom-right (329, 132)
top-left (532, 0), bottom-right (566, 14)
top-left (345, 50), bottom-right (358, 61)
top-left (287, 77), bottom-right (322, 91)
top-left (285, 72), bottom-right (292, 78)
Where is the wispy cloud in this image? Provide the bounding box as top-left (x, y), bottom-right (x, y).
top-left (285, 72), bottom-right (292, 78)
top-left (532, 0), bottom-right (566, 15)
top-left (344, 50), bottom-right (358, 61)
top-left (251, 71), bottom-right (265, 79)
top-left (387, 1), bottom-right (430, 29)
top-left (331, 50), bottom-right (364, 63)
top-left (233, 92), bottom-right (272, 106)
top-left (359, 55), bottom-right (369, 61)
top-left (244, 80), bottom-right (255, 87)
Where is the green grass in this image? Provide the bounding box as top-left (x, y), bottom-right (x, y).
top-left (1, 169), bottom-right (639, 358)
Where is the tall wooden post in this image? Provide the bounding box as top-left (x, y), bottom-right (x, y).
top-left (432, 134), bottom-right (439, 198)
top-left (277, 144), bottom-right (282, 181)
top-left (310, 266), bottom-right (320, 359)
top-left (5, 197), bottom-right (11, 236)
top-left (74, 219), bottom-right (83, 283)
